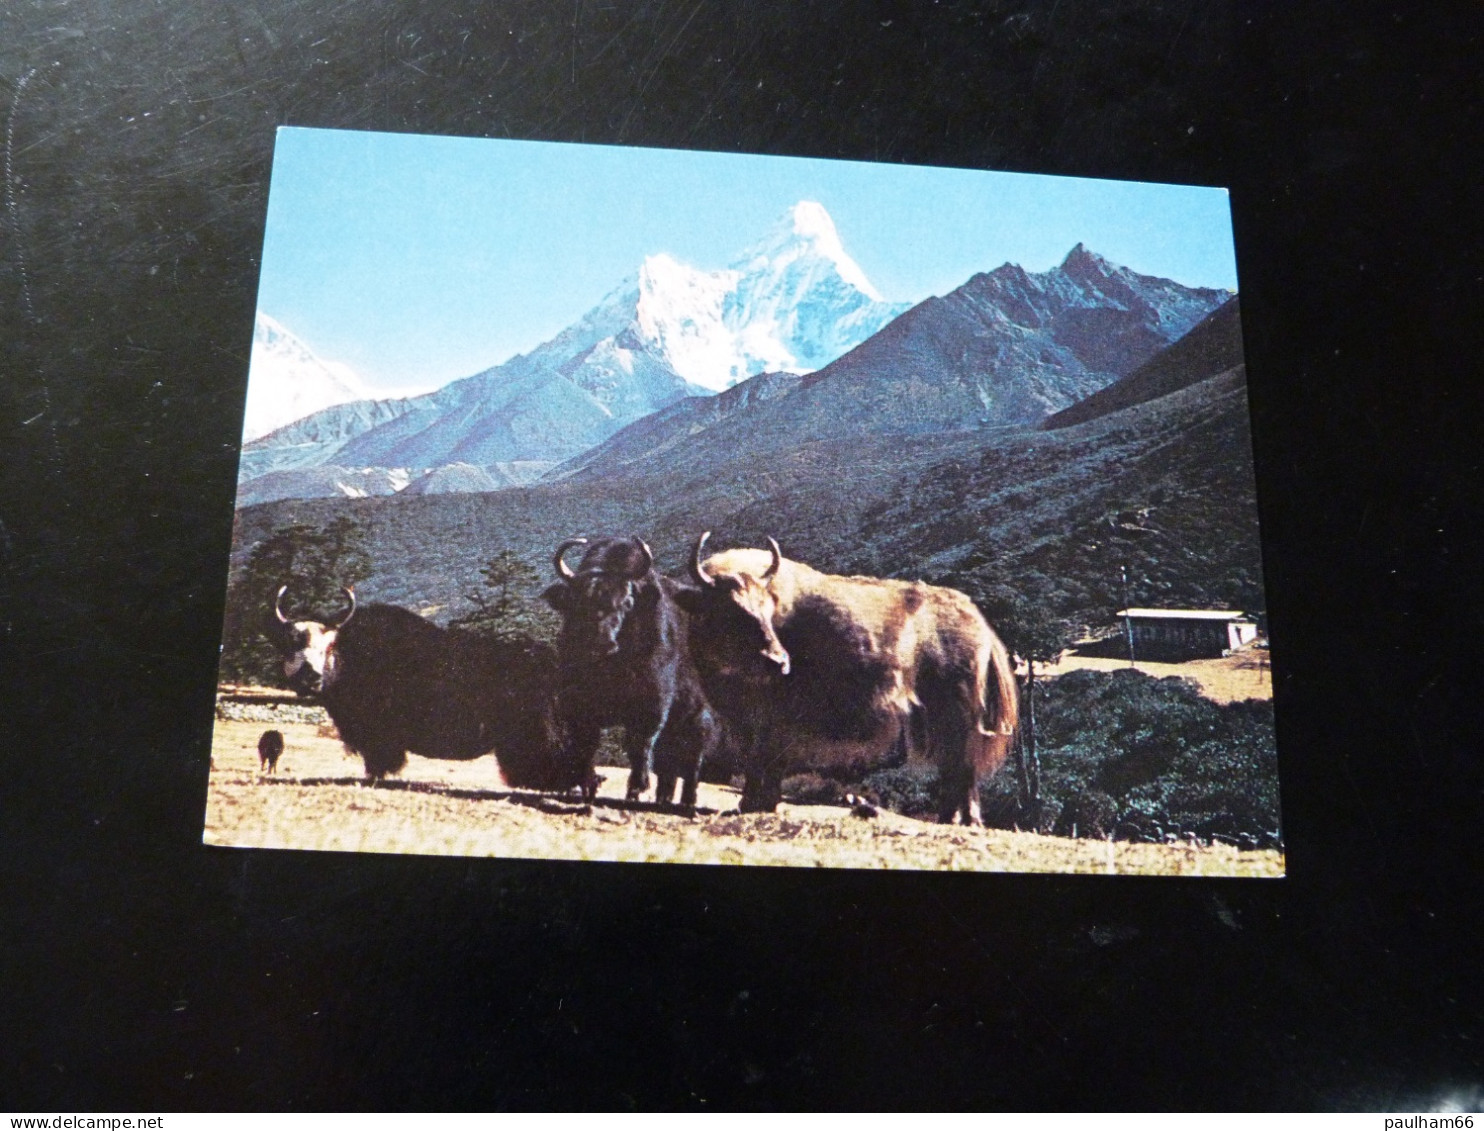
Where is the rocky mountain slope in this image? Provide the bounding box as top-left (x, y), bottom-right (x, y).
top-left (1042, 296), bottom-right (1244, 430)
top-left (545, 246), bottom-right (1231, 485)
top-left (236, 202), bottom-right (906, 503)
top-left (746, 243), bottom-right (1231, 444)
top-left (228, 308), bottom-right (1262, 634)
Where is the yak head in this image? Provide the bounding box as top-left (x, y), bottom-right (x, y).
top-left (271, 585), bottom-right (355, 695)
top-left (542, 536), bottom-right (655, 660)
top-left (678, 531), bottom-right (792, 679)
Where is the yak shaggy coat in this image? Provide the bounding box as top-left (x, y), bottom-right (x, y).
top-left (543, 536), bottom-right (719, 807)
top-left (273, 589), bottom-right (578, 791)
top-left (682, 543), bottom-right (1018, 824)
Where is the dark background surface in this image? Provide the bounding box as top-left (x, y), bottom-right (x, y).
top-left (1, 0), bottom-right (1480, 1110)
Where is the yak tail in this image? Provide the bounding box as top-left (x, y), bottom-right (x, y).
top-left (492, 711), bottom-right (589, 793)
top-left (973, 629), bottom-right (1020, 776)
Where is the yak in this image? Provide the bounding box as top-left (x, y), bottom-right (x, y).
top-left (677, 533), bottom-right (1018, 825)
top-left (542, 536), bottom-right (720, 807)
top-left (271, 586), bottom-right (581, 790)
top-left (257, 729), bottom-right (285, 774)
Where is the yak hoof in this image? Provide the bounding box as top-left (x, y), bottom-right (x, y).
top-left (625, 772), bottom-right (651, 802)
top-left (581, 771), bottom-right (603, 805)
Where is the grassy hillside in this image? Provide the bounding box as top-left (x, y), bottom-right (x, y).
top-left (225, 366), bottom-right (1275, 845)
top-left (228, 365), bottom-right (1263, 637)
top-left (850, 368), bottom-right (1265, 625)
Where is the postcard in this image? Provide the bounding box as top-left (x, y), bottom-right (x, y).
top-left (205, 127), bottom-right (1281, 876)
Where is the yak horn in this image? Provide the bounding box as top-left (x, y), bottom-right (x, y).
top-left (553, 537), bottom-right (588, 581)
top-left (629, 536), bottom-right (655, 578)
top-left (274, 585), bottom-right (292, 624)
top-left (328, 587), bottom-right (356, 629)
top-left (689, 531), bottom-right (717, 589)
top-left (764, 537), bottom-right (782, 580)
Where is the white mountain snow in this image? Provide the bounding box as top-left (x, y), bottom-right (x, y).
top-left (242, 314), bottom-right (369, 442)
top-left (572, 200), bottom-right (907, 394)
top-left (724, 199), bottom-right (903, 376)
top-left (239, 201), bottom-right (908, 501)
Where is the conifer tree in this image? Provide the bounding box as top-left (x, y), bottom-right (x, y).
top-left (447, 549), bottom-right (558, 645)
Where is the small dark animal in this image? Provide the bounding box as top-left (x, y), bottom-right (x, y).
top-left (271, 586), bottom-right (580, 789)
top-left (257, 729), bottom-right (285, 774)
top-left (678, 533), bottom-right (1018, 824)
top-left (1054, 790), bottom-right (1119, 840)
top-left (542, 536), bottom-right (721, 806)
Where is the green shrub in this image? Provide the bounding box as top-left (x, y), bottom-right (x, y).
top-left (781, 773), bottom-right (847, 806)
top-left (858, 765), bottom-right (939, 821)
top-left (969, 668), bottom-right (1280, 846)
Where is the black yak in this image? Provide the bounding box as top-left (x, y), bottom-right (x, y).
top-left (542, 537), bottom-right (720, 807)
top-left (272, 586), bottom-right (581, 790)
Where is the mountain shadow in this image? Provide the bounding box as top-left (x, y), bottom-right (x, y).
top-left (1041, 297), bottom-right (1244, 430)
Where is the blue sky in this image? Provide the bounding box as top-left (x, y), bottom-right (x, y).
top-left (257, 127), bottom-right (1240, 394)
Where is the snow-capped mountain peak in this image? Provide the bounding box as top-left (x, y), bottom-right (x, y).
top-left (239, 202), bottom-right (909, 497)
top-left (736, 199), bottom-right (885, 302)
top-left (244, 314), bottom-right (368, 442)
top-left (553, 203), bottom-right (907, 395)
top-left (719, 201), bottom-right (908, 379)
top-left (629, 253), bottom-right (745, 392)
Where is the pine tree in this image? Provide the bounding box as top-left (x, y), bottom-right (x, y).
top-left (447, 550), bottom-right (558, 645)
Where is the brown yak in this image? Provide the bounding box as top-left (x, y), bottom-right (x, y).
top-left (676, 534), bottom-right (1018, 824)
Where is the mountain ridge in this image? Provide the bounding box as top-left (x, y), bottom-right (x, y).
top-left (238, 231), bottom-right (1230, 508)
top-left (241, 314), bottom-right (371, 444)
top-left (548, 246), bottom-right (1232, 487)
top-left (228, 356), bottom-right (1262, 636)
top-left (1041, 296), bottom-right (1244, 430)
top-left (239, 202), bottom-right (902, 481)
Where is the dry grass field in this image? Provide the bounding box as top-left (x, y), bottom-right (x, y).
top-left (205, 709), bottom-right (1283, 877)
top-left (1034, 647), bottom-right (1273, 704)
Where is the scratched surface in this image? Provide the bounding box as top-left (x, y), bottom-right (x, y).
top-left (1, 1), bottom-right (1481, 1110)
